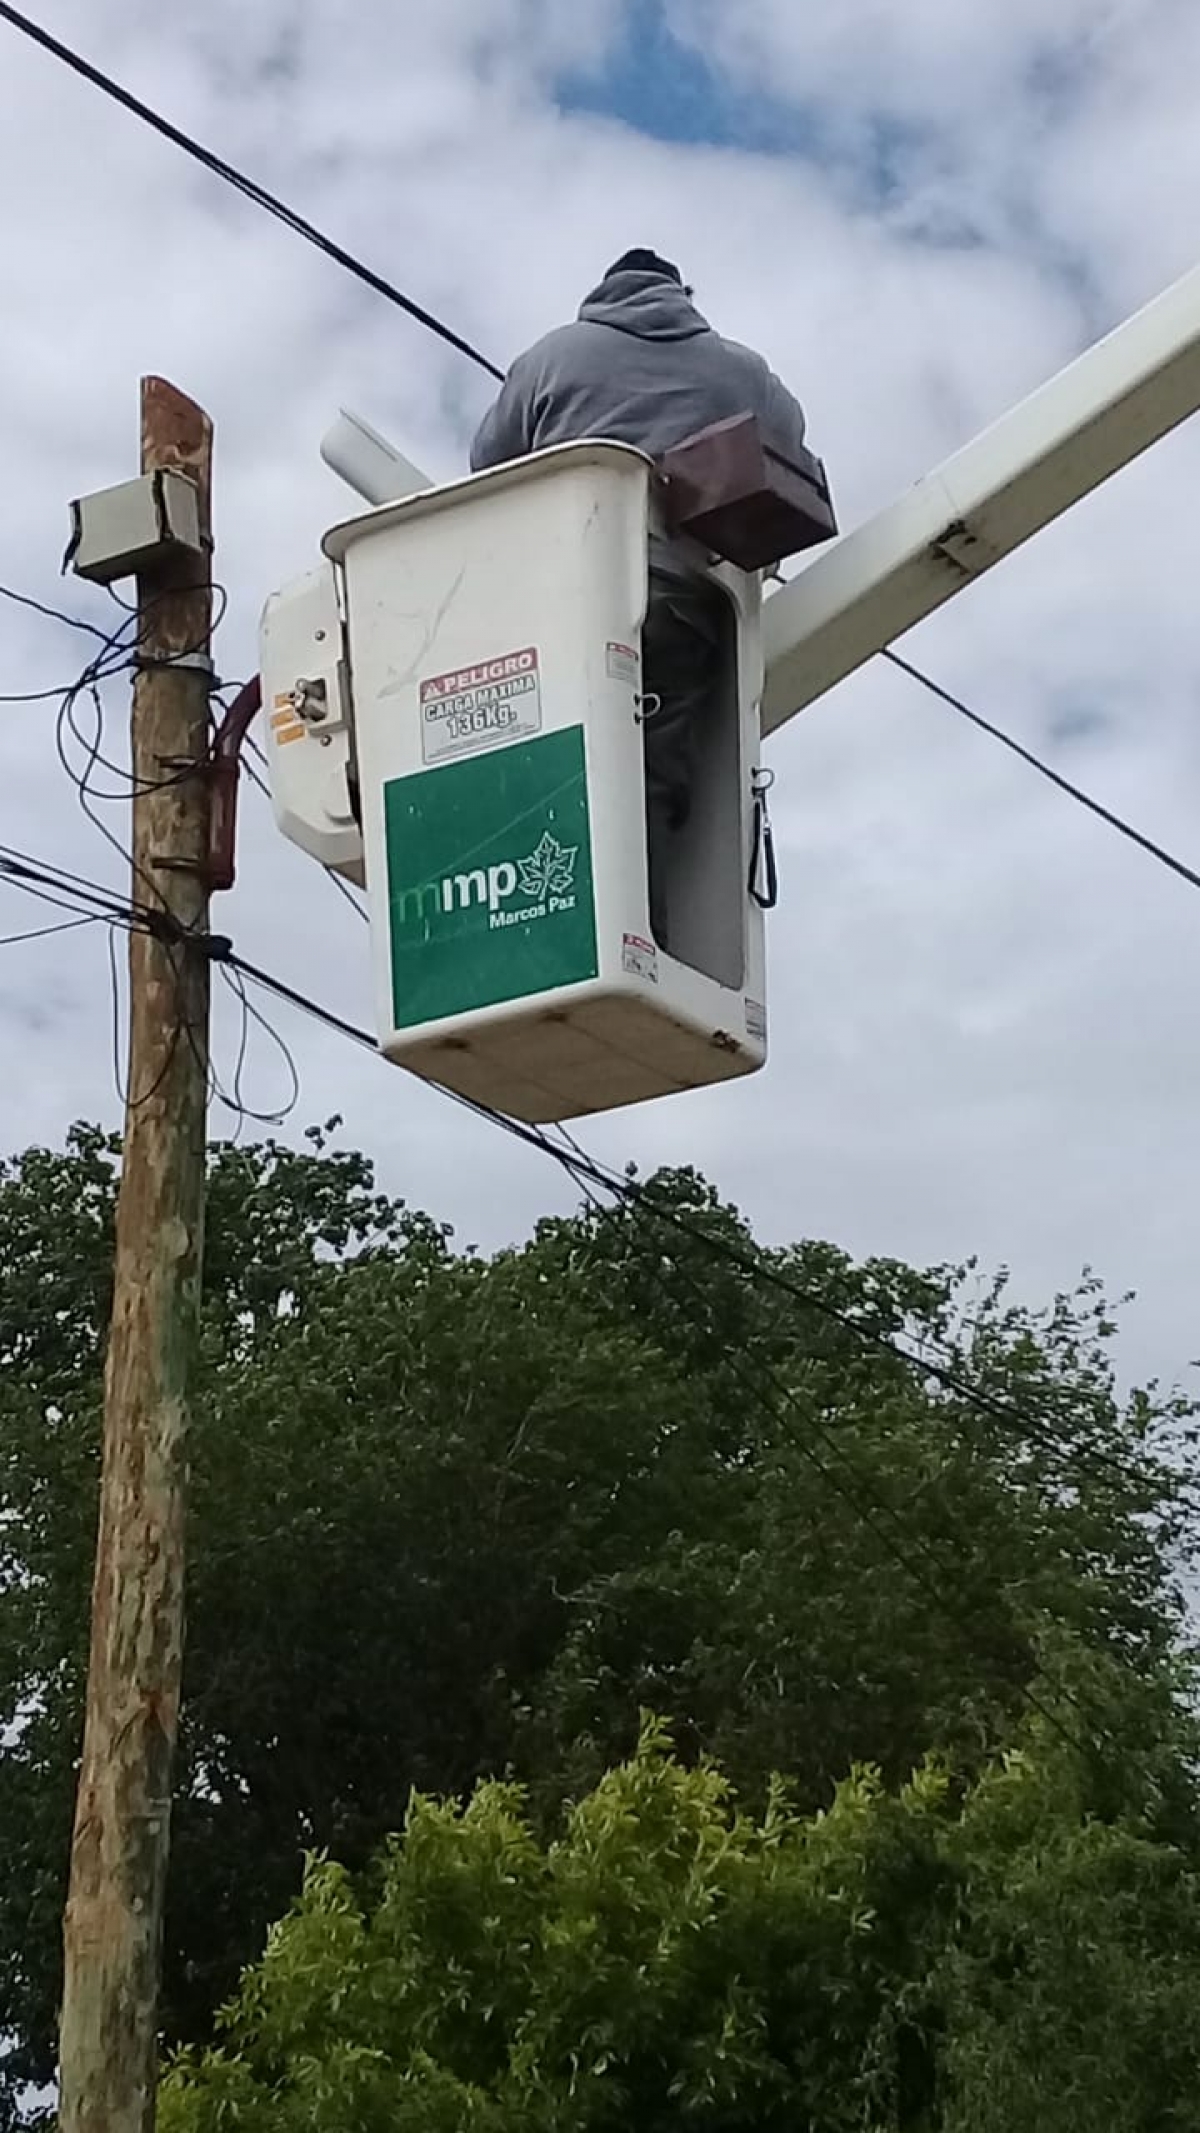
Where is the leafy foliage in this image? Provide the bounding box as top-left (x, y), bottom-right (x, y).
top-left (0, 1125), bottom-right (1195, 2118)
top-left (160, 1720), bottom-right (1200, 2132)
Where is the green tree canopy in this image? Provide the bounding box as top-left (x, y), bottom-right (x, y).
top-left (0, 1124), bottom-right (1194, 2115)
top-left (160, 1719), bottom-right (1200, 2133)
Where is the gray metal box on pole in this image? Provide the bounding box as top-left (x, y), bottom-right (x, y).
top-left (68, 469), bottom-right (205, 586)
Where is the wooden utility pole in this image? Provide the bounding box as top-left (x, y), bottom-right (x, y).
top-left (59, 380), bottom-right (215, 2133)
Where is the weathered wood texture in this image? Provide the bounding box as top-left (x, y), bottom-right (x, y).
top-left (59, 379), bottom-right (214, 2133)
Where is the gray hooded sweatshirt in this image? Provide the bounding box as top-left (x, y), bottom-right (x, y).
top-left (469, 270), bottom-right (808, 579)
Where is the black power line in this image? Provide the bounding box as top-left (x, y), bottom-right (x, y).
top-left (0, 911), bottom-right (102, 946)
top-left (0, 822), bottom-right (1169, 1763)
top-left (884, 648), bottom-right (1200, 898)
top-left (241, 735), bottom-right (369, 923)
top-left (0, 844), bottom-right (145, 928)
top-left (0, 1), bottom-right (505, 383)
top-left (0, 580), bottom-right (113, 643)
top-left (215, 938), bottom-right (1195, 1522)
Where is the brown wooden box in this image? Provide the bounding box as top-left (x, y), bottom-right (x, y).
top-left (656, 412), bottom-right (837, 571)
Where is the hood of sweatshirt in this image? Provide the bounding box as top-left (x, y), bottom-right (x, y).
top-left (577, 270), bottom-right (712, 341)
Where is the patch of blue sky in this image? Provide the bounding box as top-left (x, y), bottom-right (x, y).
top-left (554, 0), bottom-right (988, 248)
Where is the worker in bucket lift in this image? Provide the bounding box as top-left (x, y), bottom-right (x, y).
top-left (469, 248), bottom-right (809, 951)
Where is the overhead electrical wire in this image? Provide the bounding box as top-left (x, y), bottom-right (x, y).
top-left (884, 647), bottom-right (1200, 899)
top-left (0, 810), bottom-right (1167, 1762)
top-left (0, 911), bottom-right (103, 947)
top-left (0, 580), bottom-right (113, 643)
top-left (0, 843), bottom-right (147, 928)
top-left (0, 2), bottom-right (506, 383)
top-left (217, 932), bottom-right (1192, 1523)
top-left (241, 734), bottom-right (369, 923)
top-left (0, 606), bottom-right (303, 1126)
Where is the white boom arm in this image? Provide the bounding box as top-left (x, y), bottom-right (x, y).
top-left (761, 260), bottom-right (1200, 734)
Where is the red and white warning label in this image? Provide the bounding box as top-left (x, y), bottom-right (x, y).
top-left (605, 641), bottom-right (640, 687)
top-left (419, 646), bottom-right (542, 765)
top-left (622, 932), bottom-right (659, 983)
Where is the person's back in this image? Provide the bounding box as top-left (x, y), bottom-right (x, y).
top-left (469, 250), bottom-right (810, 951)
top-left (470, 249), bottom-right (809, 581)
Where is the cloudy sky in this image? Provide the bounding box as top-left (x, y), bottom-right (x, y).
top-left (0, 0), bottom-right (1197, 1391)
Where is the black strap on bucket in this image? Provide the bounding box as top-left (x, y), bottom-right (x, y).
top-left (749, 767), bottom-right (778, 910)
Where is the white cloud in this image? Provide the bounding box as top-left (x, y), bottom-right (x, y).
top-left (0, 0), bottom-right (1195, 1390)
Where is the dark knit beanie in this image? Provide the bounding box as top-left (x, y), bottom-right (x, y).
top-left (605, 248), bottom-right (684, 285)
